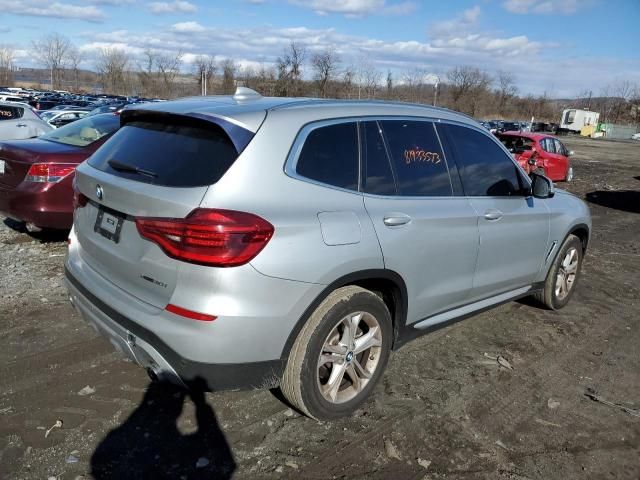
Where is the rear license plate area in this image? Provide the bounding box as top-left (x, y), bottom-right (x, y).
top-left (94, 206), bottom-right (125, 243)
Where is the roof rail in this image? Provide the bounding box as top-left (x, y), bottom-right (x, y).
top-left (233, 87), bottom-right (262, 101)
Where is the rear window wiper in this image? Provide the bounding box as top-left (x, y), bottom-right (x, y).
top-left (108, 159), bottom-right (157, 178)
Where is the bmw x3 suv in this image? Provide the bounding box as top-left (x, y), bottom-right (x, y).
top-left (65, 88), bottom-right (591, 419)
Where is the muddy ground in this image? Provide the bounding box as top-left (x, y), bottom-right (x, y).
top-left (1, 136), bottom-right (639, 480)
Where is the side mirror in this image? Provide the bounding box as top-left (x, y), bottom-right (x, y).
top-left (568, 150), bottom-right (574, 157)
top-left (531, 173), bottom-right (555, 199)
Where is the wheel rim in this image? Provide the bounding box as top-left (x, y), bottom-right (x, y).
top-left (555, 247), bottom-right (579, 300)
top-left (316, 311), bottom-right (383, 404)
top-left (567, 167), bottom-right (574, 182)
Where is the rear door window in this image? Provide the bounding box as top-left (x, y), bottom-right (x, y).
top-left (88, 120), bottom-right (241, 187)
top-left (541, 138), bottom-right (556, 153)
top-left (0, 106), bottom-right (23, 120)
top-left (554, 139), bottom-right (567, 156)
top-left (379, 120), bottom-right (452, 196)
top-left (440, 123), bottom-right (527, 197)
top-left (295, 122), bottom-right (359, 191)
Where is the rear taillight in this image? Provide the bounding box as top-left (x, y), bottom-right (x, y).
top-left (135, 208), bottom-right (274, 267)
top-left (72, 177), bottom-right (88, 208)
top-left (26, 163), bottom-right (76, 183)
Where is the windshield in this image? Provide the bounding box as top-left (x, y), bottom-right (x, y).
top-left (39, 111), bottom-right (58, 121)
top-left (40, 113), bottom-right (120, 147)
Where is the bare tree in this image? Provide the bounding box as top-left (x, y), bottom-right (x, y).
top-left (357, 59), bottom-right (381, 99)
top-left (96, 48), bottom-right (129, 95)
top-left (496, 70), bottom-right (517, 116)
top-left (276, 41), bottom-right (306, 96)
top-left (67, 46), bottom-right (83, 92)
top-left (220, 59), bottom-right (237, 94)
top-left (341, 67), bottom-right (356, 99)
top-left (32, 33), bottom-right (72, 90)
top-left (156, 51), bottom-right (183, 98)
top-left (386, 70), bottom-right (393, 99)
top-left (194, 55), bottom-right (216, 95)
top-left (446, 65), bottom-right (492, 116)
top-left (311, 48), bottom-right (340, 98)
top-left (0, 46), bottom-right (15, 86)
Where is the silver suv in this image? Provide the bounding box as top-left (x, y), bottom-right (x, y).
top-left (65, 88), bottom-right (591, 419)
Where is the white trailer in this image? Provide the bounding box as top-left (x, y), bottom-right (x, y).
top-left (560, 109), bottom-right (600, 133)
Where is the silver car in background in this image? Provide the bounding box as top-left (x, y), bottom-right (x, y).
top-left (0, 101), bottom-right (53, 141)
top-left (65, 88), bottom-right (591, 419)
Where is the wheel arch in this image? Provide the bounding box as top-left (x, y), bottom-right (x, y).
top-left (568, 223), bottom-right (590, 253)
top-left (280, 269), bottom-right (408, 361)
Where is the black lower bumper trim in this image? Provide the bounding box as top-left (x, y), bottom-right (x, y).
top-left (65, 267), bottom-right (284, 391)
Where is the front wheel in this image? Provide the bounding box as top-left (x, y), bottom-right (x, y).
top-left (535, 234), bottom-right (583, 310)
top-left (280, 286), bottom-right (392, 420)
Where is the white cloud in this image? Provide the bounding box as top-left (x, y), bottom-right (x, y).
top-left (430, 6), bottom-right (481, 37)
top-left (149, 0), bottom-right (197, 14)
top-left (503, 0), bottom-right (582, 15)
top-left (0, 0), bottom-right (105, 22)
top-left (288, 0), bottom-right (416, 17)
top-left (171, 21), bottom-right (205, 33)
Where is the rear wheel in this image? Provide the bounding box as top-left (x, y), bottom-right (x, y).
top-left (535, 234), bottom-right (583, 310)
top-left (281, 286), bottom-right (392, 420)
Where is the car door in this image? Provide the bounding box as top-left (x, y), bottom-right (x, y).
top-left (361, 120), bottom-right (479, 324)
top-left (539, 137), bottom-right (565, 180)
top-left (438, 123), bottom-right (550, 302)
top-left (552, 138), bottom-right (570, 180)
top-left (0, 105), bottom-right (30, 140)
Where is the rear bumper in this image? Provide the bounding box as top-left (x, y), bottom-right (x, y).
top-left (0, 178), bottom-right (73, 229)
top-left (65, 268), bottom-right (285, 390)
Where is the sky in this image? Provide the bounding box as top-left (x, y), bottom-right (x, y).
top-left (0, 0), bottom-right (639, 97)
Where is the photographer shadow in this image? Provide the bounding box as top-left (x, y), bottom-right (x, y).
top-left (91, 379), bottom-right (235, 479)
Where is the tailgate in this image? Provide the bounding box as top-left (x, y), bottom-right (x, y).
top-left (74, 165), bottom-right (209, 308)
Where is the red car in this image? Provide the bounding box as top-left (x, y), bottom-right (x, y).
top-left (0, 114), bottom-right (120, 231)
top-left (497, 131), bottom-right (574, 182)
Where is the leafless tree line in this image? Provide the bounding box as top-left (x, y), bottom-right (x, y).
top-left (2, 36), bottom-right (640, 126)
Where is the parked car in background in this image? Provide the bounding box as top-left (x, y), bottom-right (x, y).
top-left (86, 103), bottom-right (129, 117)
top-left (631, 132), bottom-right (640, 140)
top-left (498, 131), bottom-right (574, 181)
top-left (0, 102), bottom-right (52, 141)
top-left (0, 113), bottom-right (120, 231)
top-left (65, 90), bottom-right (590, 420)
top-left (39, 110), bottom-right (89, 128)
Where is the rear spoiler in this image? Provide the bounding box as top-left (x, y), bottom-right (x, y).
top-left (119, 109), bottom-right (254, 154)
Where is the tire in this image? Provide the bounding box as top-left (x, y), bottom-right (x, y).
top-left (534, 167), bottom-right (546, 176)
top-left (565, 166), bottom-right (574, 182)
top-left (534, 234), bottom-right (583, 310)
top-left (281, 285), bottom-right (392, 420)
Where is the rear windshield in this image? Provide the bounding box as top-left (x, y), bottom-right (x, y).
top-left (42, 114), bottom-right (119, 147)
top-left (87, 120), bottom-right (240, 187)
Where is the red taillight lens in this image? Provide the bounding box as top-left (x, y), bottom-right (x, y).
top-left (26, 163), bottom-right (77, 183)
top-left (165, 304), bottom-right (216, 322)
top-left (72, 177), bottom-right (88, 208)
top-left (135, 208), bottom-right (274, 267)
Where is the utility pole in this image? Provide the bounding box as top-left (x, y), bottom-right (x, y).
top-left (433, 77), bottom-right (439, 107)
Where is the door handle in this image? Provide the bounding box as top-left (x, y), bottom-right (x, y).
top-left (16, 123), bottom-right (27, 127)
top-left (484, 209), bottom-right (503, 221)
top-left (383, 215), bottom-right (412, 227)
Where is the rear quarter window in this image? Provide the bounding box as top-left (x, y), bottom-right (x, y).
top-left (295, 122), bottom-right (359, 191)
top-left (88, 120), bottom-right (241, 187)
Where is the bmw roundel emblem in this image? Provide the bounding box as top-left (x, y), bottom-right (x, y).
top-left (96, 184), bottom-right (104, 201)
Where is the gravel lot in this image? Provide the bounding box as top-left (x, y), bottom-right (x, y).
top-left (1, 136), bottom-right (639, 480)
